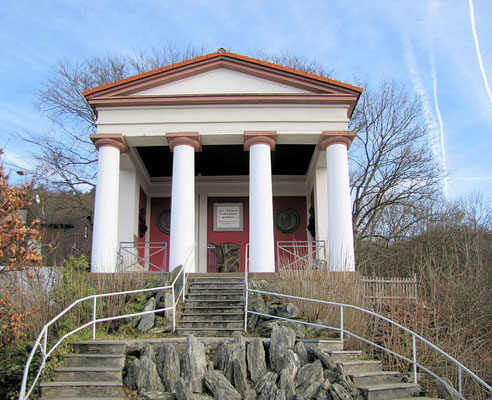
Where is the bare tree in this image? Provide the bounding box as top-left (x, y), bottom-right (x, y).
top-left (17, 48), bottom-right (441, 242)
top-left (349, 80), bottom-right (442, 241)
top-left (16, 44), bottom-right (209, 199)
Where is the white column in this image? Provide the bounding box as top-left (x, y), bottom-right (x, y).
top-left (167, 133), bottom-right (200, 272)
top-left (314, 167), bottom-right (328, 260)
top-left (320, 132), bottom-right (355, 271)
top-left (90, 134), bottom-right (127, 273)
top-left (245, 132), bottom-right (277, 273)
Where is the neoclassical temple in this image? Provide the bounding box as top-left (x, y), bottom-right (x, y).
top-left (84, 49), bottom-right (362, 274)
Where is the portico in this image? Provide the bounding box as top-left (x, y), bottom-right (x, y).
top-left (84, 49), bottom-right (362, 274)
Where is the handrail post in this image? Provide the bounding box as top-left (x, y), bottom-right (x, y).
top-left (412, 333), bottom-right (418, 384)
top-left (340, 305), bottom-right (344, 347)
top-left (92, 297), bottom-right (97, 340)
top-left (42, 329), bottom-right (47, 357)
top-left (182, 267), bottom-right (185, 302)
top-left (172, 286), bottom-right (176, 332)
top-left (458, 366), bottom-right (462, 396)
top-left (244, 280), bottom-right (248, 332)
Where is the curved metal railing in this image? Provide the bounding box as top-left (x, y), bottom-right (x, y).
top-left (19, 262), bottom-right (189, 400)
top-left (244, 250), bottom-right (491, 400)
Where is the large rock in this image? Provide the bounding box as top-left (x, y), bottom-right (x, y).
top-left (294, 341), bottom-right (309, 366)
top-left (330, 382), bottom-right (353, 400)
top-left (141, 392), bottom-right (176, 400)
top-left (204, 370), bottom-right (241, 400)
top-left (280, 320), bottom-right (305, 339)
top-left (175, 377), bottom-right (195, 400)
top-left (125, 357), bottom-right (140, 389)
top-left (213, 336), bottom-right (247, 385)
top-left (258, 381), bottom-right (286, 400)
top-left (270, 324), bottom-right (296, 372)
top-left (316, 378), bottom-right (333, 400)
top-left (309, 345), bottom-right (337, 371)
top-left (254, 371), bottom-right (279, 394)
top-left (181, 335), bottom-right (207, 393)
top-left (436, 378), bottom-right (460, 400)
top-left (142, 343), bottom-right (157, 364)
top-left (278, 350), bottom-right (300, 400)
top-left (233, 358), bottom-right (249, 396)
top-left (157, 343), bottom-right (181, 392)
top-left (247, 338), bottom-right (267, 383)
top-left (137, 355), bottom-right (165, 393)
top-left (138, 297), bottom-right (156, 332)
top-left (294, 360), bottom-right (324, 399)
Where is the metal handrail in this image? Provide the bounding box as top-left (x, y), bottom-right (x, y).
top-left (244, 246), bottom-right (490, 400)
top-left (244, 287), bottom-right (491, 400)
top-left (18, 257), bottom-right (190, 400)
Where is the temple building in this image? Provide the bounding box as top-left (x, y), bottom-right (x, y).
top-left (83, 49), bottom-right (362, 274)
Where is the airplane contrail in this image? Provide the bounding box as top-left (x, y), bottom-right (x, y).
top-left (430, 46), bottom-right (448, 199)
top-left (468, 0), bottom-right (492, 103)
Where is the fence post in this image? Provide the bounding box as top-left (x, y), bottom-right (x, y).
top-left (92, 297), bottom-right (97, 340)
top-left (412, 333), bottom-right (418, 384)
top-left (340, 305), bottom-right (344, 347)
top-left (172, 286), bottom-right (176, 332)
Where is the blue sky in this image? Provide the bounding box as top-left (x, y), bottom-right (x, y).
top-left (0, 0), bottom-right (491, 199)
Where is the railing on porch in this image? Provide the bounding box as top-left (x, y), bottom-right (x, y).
top-left (117, 241), bottom-right (168, 272)
top-left (276, 240), bottom-right (326, 271)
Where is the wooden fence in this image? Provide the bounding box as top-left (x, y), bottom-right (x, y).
top-left (360, 274), bottom-right (417, 301)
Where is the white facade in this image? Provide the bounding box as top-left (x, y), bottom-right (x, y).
top-left (85, 50), bottom-right (362, 273)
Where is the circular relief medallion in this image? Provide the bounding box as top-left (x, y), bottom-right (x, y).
top-left (157, 210), bottom-right (171, 234)
top-left (274, 208), bottom-right (300, 234)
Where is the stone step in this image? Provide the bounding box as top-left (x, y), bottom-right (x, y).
top-left (302, 340), bottom-right (344, 352)
top-left (189, 277), bottom-right (244, 283)
top-left (188, 281), bottom-right (244, 287)
top-left (357, 383), bottom-right (420, 400)
top-left (182, 304), bottom-right (244, 312)
top-left (184, 300), bottom-right (244, 307)
top-left (53, 366), bottom-right (122, 382)
top-left (186, 294), bottom-right (244, 301)
top-left (176, 327), bottom-right (243, 337)
top-left (40, 381), bottom-right (124, 398)
top-left (188, 287), bottom-right (244, 293)
top-left (327, 350), bottom-right (362, 363)
top-left (70, 341), bottom-right (126, 355)
top-left (43, 398), bottom-right (124, 400)
top-left (339, 360), bottom-right (383, 375)
top-left (181, 312), bottom-right (243, 321)
top-left (179, 320), bottom-right (243, 329)
top-left (350, 371), bottom-right (402, 386)
top-left (64, 354), bottom-right (125, 368)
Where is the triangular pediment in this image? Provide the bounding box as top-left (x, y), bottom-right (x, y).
top-left (83, 50), bottom-right (362, 116)
top-left (132, 67), bottom-right (315, 96)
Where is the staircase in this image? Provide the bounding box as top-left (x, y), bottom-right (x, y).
top-left (176, 274), bottom-right (244, 337)
top-left (40, 341), bottom-right (125, 400)
top-left (319, 342), bottom-right (438, 400)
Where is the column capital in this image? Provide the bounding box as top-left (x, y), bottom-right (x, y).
top-left (166, 132), bottom-right (201, 152)
top-left (90, 134), bottom-right (128, 153)
top-left (318, 131), bottom-right (356, 150)
top-left (244, 131), bottom-right (278, 151)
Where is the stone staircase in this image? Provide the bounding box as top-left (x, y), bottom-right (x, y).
top-left (316, 341), bottom-right (437, 400)
top-left (176, 274), bottom-right (244, 337)
top-left (40, 341), bottom-right (125, 400)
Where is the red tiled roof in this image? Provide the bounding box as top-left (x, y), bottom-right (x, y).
top-left (82, 49), bottom-right (363, 97)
